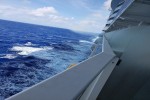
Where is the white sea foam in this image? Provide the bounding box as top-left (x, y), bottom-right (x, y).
top-left (92, 36), bottom-right (99, 42)
top-left (24, 42), bottom-right (33, 46)
top-left (0, 54), bottom-right (17, 59)
top-left (79, 40), bottom-right (93, 44)
top-left (11, 46), bottom-right (53, 55)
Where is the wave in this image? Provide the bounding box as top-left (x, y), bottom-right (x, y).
top-left (79, 40), bottom-right (93, 44)
top-left (92, 36), bottom-right (99, 42)
top-left (11, 46), bottom-right (53, 56)
top-left (0, 54), bottom-right (17, 59)
top-left (24, 42), bottom-right (35, 46)
top-left (0, 19), bottom-right (94, 99)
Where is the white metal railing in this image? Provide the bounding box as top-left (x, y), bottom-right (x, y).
top-left (79, 37), bottom-right (118, 100)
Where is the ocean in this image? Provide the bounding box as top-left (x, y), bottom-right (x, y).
top-left (0, 19), bottom-right (96, 99)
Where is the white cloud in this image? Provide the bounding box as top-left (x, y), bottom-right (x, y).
top-left (0, 3), bottom-right (110, 33)
top-left (0, 5), bottom-right (14, 14)
top-left (0, 5), bottom-right (29, 17)
top-left (47, 14), bottom-right (74, 24)
top-left (0, 5), bottom-right (73, 26)
top-left (71, 11), bottom-right (108, 33)
top-left (103, 0), bottom-right (112, 10)
top-left (30, 7), bottom-right (57, 17)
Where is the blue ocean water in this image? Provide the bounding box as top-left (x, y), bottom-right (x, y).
top-left (0, 19), bottom-right (96, 99)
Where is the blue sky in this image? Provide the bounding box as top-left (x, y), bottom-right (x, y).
top-left (0, 0), bottom-right (111, 33)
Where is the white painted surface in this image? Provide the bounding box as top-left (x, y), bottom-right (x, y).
top-left (79, 37), bottom-right (118, 100)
